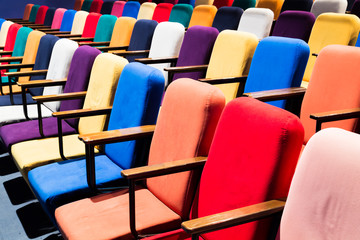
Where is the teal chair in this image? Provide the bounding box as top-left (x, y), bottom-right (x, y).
top-left (81, 0), bottom-right (94, 12)
top-left (232, 0), bottom-right (256, 10)
top-left (28, 5), bottom-right (40, 23)
top-left (169, 4), bottom-right (193, 28)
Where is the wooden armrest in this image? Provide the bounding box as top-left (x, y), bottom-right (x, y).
top-left (244, 87), bottom-right (306, 102)
top-left (69, 37), bottom-right (94, 42)
top-left (79, 125), bottom-right (156, 145)
top-left (310, 108), bottom-right (360, 123)
top-left (121, 157), bottom-right (207, 180)
top-left (33, 91), bottom-right (86, 102)
top-left (52, 106), bottom-right (112, 119)
top-left (199, 76), bottom-right (247, 84)
top-left (54, 34), bottom-right (82, 38)
top-left (0, 56), bottom-right (23, 62)
top-left (164, 65), bottom-right (208, 73)
top-left (0, 63), bottom-right (34, 70)
top-left (96, 45), bottom-right (128, 51)
top-left (39, 28), bottom-right (60, 31)
top-left (79, 41), bottom-right (110, 46)
top-left (113, 50), bottom-right (150, 56)
top-left (0, 51), bottom-right (13, 56)
top-left (135, 56), bottom-right (178, 64)
top-left (181, 200), bottom-right (285, 235)
top-left (44, 31), bottom-right (71, 35)
top-left (5, 69), bottom-right (46, 77)
top-left (17, 79), bottom-right (67, 88)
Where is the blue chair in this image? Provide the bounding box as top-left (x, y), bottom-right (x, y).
top-left (122, 1), bottom-right (141, 19)
top-left (243, 36), bottom-right (309, 108)
top-left (59, 9), bottom-right (77, 32)
top-left (178, 0), bottom-right (196, 7)
top-left (28, 62), bottom-right (165, 220)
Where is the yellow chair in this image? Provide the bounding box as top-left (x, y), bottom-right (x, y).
top-left (256, 0), bottom-right (284, 19)
top-left (188, 5), bottom-right (217, 28)
top-left (137, 2), bottom-right (157, 20)
top-left (10, 53), bottom-right (128, 180)
top-left (302, 13), bottom-right (360, 87)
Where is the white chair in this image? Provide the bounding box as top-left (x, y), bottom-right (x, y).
top-left (0, 21), bottom-right (14, 47)
top-left (310, 0), bottom-right (348, 18)
top-left (237, 8), bottom-right (274, 40)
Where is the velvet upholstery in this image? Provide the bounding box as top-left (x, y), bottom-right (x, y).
top-left (302, 13), bottom-right (360, 85)
top-left (70, 11), bottom-right (89, 35)
top-left (81, 0), bottom-right (94, 11)
top-left (34, 5), bottom-right (48, 25)
top-left (0, 21), bottom-right (13, 47)
top-left (237, 8), bottom-right (274, 40)
top-left (43, 8), bottom-right (56, 27)
top-left (28, 62), bottom-right (165, 220)
top-left (122, 1), bottom-right (141, 18)
top-left (212, 6), bottom-right (243, 32)
top-left (172, 26), bottom-right (218, 82)
top-left (111, 1), bottom-right (126, 17)
top-left (59, 10), bottom-right (77, 32)
top-left (147, 22), bottom-right (185, 85)
top-left (55, 78), bottom-right (225, 240)
top-left (10, 27), bottom-right (33, 58)
top-left (232, 0), bottom-right (255, 10)
top-left (10, 53), bottom-right (128, 179)
top-left (81, 13), bottom-right (101, 38)
top-left (256, 0), bottom-right (284, 19)
top-left (244, 36), bottom-right (309, 108)
top-left (300, 45), bottom-right (360, 144)
top-left (138, 2), bottom-right (157, 19)
top-left (108, 17), bottom-right (136, 49)
top-left (280, 0), bottom-right (313, 12)
top-left (74, 0), bottom-right (85, 11)
top-left (90, 0), bottom-right (104, 13)
top-left (23, 4), bottom-right (34, 21)
top-left (279, 128), bottom-right (360, 239)
top-left (51, 8), bottom-right (66, 30)
top-left (124, 19), bottom-right (158, 62)
top-left (152, 3), bottom-right (174, 22)
top-left (310, 0), bottom-right (347, 18)
top-left (101, 1), bottom-right (114, 14)
top-left (188, 5), bottom-right (217, 28)
top-left (3, 23), bottom-right (22, 53)
top-left (92, 15), bottom-right (117, 43)
top-left (272, 11), bottom-right (315, 42)
top-left (28, 5), bottom-right (40, 23)
top-left (169, 4), bottom-right (193, 27)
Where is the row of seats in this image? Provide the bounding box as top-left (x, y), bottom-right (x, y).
top-left (1, 2), bottom-right (360, 239)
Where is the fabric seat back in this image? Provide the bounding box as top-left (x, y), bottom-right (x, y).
top-left (111, 1), bottom-right (126, 17)
top-left (280, 0), bottom-right (313, 11)
top-left (60, 10), bottom-right (77, 32)
top-left (90, 0), bottom-right (103, 13)
top-left (169, 4), bottom-right (193, 27)
top-left (93, 15), bottom-right (118, 42)
top-left (28, 5), bottom-right (40, 23)
top-left (70, 11), bottom-right (89, 35)
top-left (43, 8), bottom-right (56, 27)
top-left (310, 0), bottom-right (347, 18)
top-left (0, 21), bottom-right (14, 47)
top-left (188, 5), bottom-right (217, 28)
top-left (23, 4), bottom-right (34, 21)
top-left (51, 8), bottom-right (67, 30)
top-left (11, 27), bottom-right (33, 57)
top-left (34, 5), bottom-right (48, 25)
top-left (109, 17), bottom-right (136, 48)
top-left (152, 3), bottom-right (174, 22)
top-left (74, 0), bottom-right (85, 11)
top-left (81, 0), bottom-right (94, 12)
top-left (212, 6), bottom-right (243, 32)
top-left (237, 8), bottom-right (274, 40)
top-left (122, 1), bottom-right (141, 18)
top-left (232, 0), bottom-right (255, 9)
top-left (81, 13), bottom-right (101, 38)
top-left (138, 2), bottom-right (157, 19)
top-left (100, 1), bottom-right (114, 14)
top-left (256, 0), bottom-right (284, 19)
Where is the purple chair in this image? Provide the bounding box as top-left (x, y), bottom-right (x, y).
top-left (271, 10), bottom-right (315, 42)
top-left (0, 46), bottom-right (101, 149)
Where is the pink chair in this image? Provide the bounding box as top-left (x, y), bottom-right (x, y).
top-left (111, 1), bottom-right (126, 17)
top-left (51, 8), bottom-right (67, 29)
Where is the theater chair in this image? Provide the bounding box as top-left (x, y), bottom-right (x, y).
top-left (213, 0), bottom-right (234, 8)
top-left (0, 26), bottom-right (32, 61)
top-left (310, 0), bottom-right (347, 18)
top-left (81, 0), bottom-right (94, 12)
top-left (110, 1), bottom-right (126, 17)
top-left (188, 5), bottom-right (217, 28)
top-left (256, 0), bottom-right (284, 19)
top-left (232, 0), bottom-right (255, 10)
top-left (280, 0), bottom-right (313, 12)
top-left (7, 3), bottom-right (33, 22)
top-left (41, 9), bottom-right (77, 34)
top-left (100, 1), bottom-right (115, 14)
top-left (0, 21), bottom-right (14, 48)
top-left (152, 3), bottom-right (174, 22)
top-left (237, 8), bottom-right (274, 40)
top-left (212, 6), bottom-right (243, 32)
top-left (137, 2), bottom-right (157, 19)
top-left (55, 95), bottom-right (303, 240)
top-left (122, 1), bottom-right (141, 19)
top-left (89, 0), bottom-right (103, 13)
top-left (34, 8), bottom-right (66, 31)
top-left (74, 0), bottom-right (85, 11)
top-left (168, 3), bottom-right (193, 28)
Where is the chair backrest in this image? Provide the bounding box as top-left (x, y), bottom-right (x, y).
top-left (272, 11), bottom-right (315, 42)
top-left (42, 39), bottom-right (78, 112)
top-left (310, 0), bottom-right (347, 18)
top-left (59, 46), bottom-right (102, 128)
top-left (300, 45), bottom-right (360, 144)
top-left (280, 128), bottom-right (360, 239)
top-left (43, 7), bottom-right (56, 27)
top-left (51, 8), bottom-right (66, 29)
top-left (81, 13), bottom-right (101, 38)
top-left (152, 3), bottom-right (174, 22)
top-left (111, 1), bottom-right (126, 17)
top-left (232, 0), bottom-right (255, 10)
top-left (60, 10), bottom-right (77, 32)
top-left (101, 1), bottom-right (115, 14)
top-left (178, 0), bottom-right (196, 6)
top-left (237, 8), bottom-right (274, 40)
top-left (74, 0), bottom-right (85, 11)
top-left (195, 0), bottom-right (214, 6)
top-left (122, 1), bottom-right (141, 18)
top-left (105, 62), bottom-right (165, 169)
top-left (188, 5), bottom-right (217, 28)
top-left (109, 17), bottom-right (136, 48)
top-left (0, 21), bottom-right (13, 47)
top-left (29, 5), bottom-right (40, 23)
top-left (93, 15), bottom-right (117, 42)
top-left (350, 0), bottom-right (360, 17)
top-left (147, 78), bottom-right (225, 219)
top-left (173, 26), bottom-right (219, 81)
top-left (212, 6), bottom-right (243, 32)
top-left (70, 11), bottom-right (89, 35)
top-left (125, 19), bottom-right (158, 62)
top-left (245, 36), bottom-right (309, 108)
top-left (213, 0), bottom-right (234, 8)
top-left (3, 23), bottom-right (22, 52)
top-left (302, 13), bottom-right (360, 84)
top-left (190, 97), bottom-right (304, 240)
top-left (18, 31), bottom-right (46, 83)
top-left (169, 4), bottom-right (193, 27)
top-left (280, 0), bottom-right (313, 12)
top-left (34, 5), bottom-right (49, 25)
top-left (148, 22), bottom-right (185, 85)
top-left (206, 30), bottom-right (258, 103)
top-left (82, 0), bottom-right (94, 11)
top-left (256, 0), bottom-right (284, 19)
top-left (137, 2), bottom-right (157, 19)
top-left (78, 54), bottom-right (128, 135)
top-left (12, 27), bottom-right (33, 57)
top-left (90, 0), bottom-right (104, 13)
top-left (28, 35), bottom-right (60, 97)
top-left (23, 4), bottom-right (34, 21)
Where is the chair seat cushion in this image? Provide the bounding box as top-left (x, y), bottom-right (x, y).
top-left (28, 154), bottom-right (125, 219)
top-left (0, 92), bottom-right (36, 106)
top-left (56, 188), bottom-right (182, 239)
top-left (11, 134), bottom-right (99, 179)
top-left (0, 117), bottom-right (76, 148)
top-left (1, 84), bottom-right (22, 95)
top-left (0, 104), bottom-right (53, 125)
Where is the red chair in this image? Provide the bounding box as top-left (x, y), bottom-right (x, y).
top-left (90, 0), bottom-right (104, 13)
top-left (152, 3), bottom-right (174, 22)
